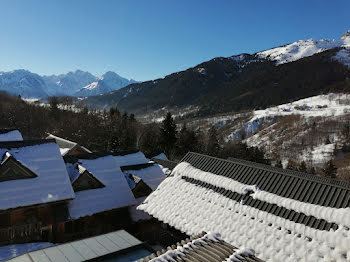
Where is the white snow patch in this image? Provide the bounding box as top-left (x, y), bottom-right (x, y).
top-left (333, 48), bottom-right (350, 67)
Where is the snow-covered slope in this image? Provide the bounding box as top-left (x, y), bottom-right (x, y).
top-left (257, 31), bottom-right (350, 65)
top-left (43, 70), bottom-right (97, 96)
top-left (75, 71), bottom-right (136, 97)
top-left (0, 69), bottom-right (136, 98)
top-left (0, 70), bottom-right (48, 98)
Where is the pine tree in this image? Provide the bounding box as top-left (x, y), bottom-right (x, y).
top-left (286, 160), bottom-right (298, 170)
top-left (322, 160), bottom-right (337, 178)
top-left (275, 160), bottom-right (283, 168)
top-left (298, 161), bottom-right (307, 173)
top-left (160, 112), bottom-right (177, 157)
top-left (309, 166), bottom-right (316, 175)
top-left (176, 123), bottom-right (198, 158)
top-left (206, 125), bottom-right (220, 156)
top-left (342, 122), bottom-right (350, 141)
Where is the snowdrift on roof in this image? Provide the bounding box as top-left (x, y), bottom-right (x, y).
top-left (138, 162), bottom-right (350, 262)
top-left (0, 142), bottom-right (75, 211)
top-left (0, 130), bottom-right (23, 142)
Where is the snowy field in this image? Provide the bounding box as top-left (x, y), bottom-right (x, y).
top-left (253, 93), bottom-right (350, 120)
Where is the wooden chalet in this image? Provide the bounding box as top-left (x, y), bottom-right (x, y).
top-left (0, 140), bottom-right (75, 245)
top-left (138, 152), bottom-right (350, 261)
top-left (46, 134), bottom-right (91, 156)
top-left (59, 151), bottom-right (153, 242)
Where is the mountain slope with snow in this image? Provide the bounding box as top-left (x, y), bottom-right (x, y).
top-left (0, 70), bottom-right (48, 98)
top-left (75, 71), bottom-right (136, 97)
top-left (0, 69), bottom-right (136, 98)
top-left (257, 31), bottom-right (350, 65)
top-left (43, 70), bottom-right (97, 96)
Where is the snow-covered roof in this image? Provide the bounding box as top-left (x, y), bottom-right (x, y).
top-left (112, 151), bottom-right (149, 166)
top-left (0, 129), bottom-right (23, 142)
top-left (151, 157), bottom-right (178, 171)
top-left (0, 140), bottom-right (75, 211)
top-left (64, 151), bottom-right (150, 219)
top-left (121, 163), bottom-right (165, 190)
top-left (46, 134), bottom-right (91, 156)
top-left (6, 230), bottom-right (144, 262)
top-left (138, 232), bottom-right (263, 262)
top-left (138, 152), bottom-right (350, 262)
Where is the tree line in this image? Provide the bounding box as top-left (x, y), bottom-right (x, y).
top-left (0, 92), bottom-right (342, 180)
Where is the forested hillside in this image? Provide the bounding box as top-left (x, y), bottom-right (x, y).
top-left (84, 48), bottom-right (350, 117)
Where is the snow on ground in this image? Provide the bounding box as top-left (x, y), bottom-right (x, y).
top-left (0, 242), bottom-right (54, 261)
top-left (229, 93), bottom-right (350, 141)
top-left (333, 48), bottom-right (350, 67)
top-left (257, 39), bottom-right (341, 64)
top-left (301, 144), bottom-right (335, 165)
top-left (253, 93), bottom-right (350, 120)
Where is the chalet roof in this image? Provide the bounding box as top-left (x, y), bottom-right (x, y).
top-left (151, 158), bottom-right (178, 171)
top-left (121, 163), bottom-right (165, 190)
top-left (138, 152), bottom-right (350, 262)
top-left (64, 151), bottom-right (151, 219)
top-left (0, 140), bottom-right (75, 211)
top-left (138, 232), bottom-right (263, 262)
top-left (0, 129), bottom-right (23, 142)
top-left (63, 149), bottom-right (143, 162)
top-left (46, 134), bottom-right (91, 156)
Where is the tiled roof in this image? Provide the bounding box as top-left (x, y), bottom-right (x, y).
top-left (181, 153), bottom-right (350, 231)
top-left (0, 140), bottom-right (75, 211)
top-left (137, 232), bottom-right (263, 262)
top-left (138, 152), bottom-right (350, 261)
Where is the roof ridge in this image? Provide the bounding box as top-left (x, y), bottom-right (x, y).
top-left (182, 152), bottom-right (350, 190)
top-left (0, 139), bottom-right (56, 148)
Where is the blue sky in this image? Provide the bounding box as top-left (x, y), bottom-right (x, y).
top-left (0, 0), bottom-right (349, 81)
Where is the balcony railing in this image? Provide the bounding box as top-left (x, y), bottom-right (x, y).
top-left (0, 222), bottom-right (42, 245)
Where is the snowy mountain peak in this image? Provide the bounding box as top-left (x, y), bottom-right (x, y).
top-left (340, 30), bottom-right (350, 40)
top-left (0, 70), bottom-right (48, 98)
top-left (75, 71), bottom-right (137, 97)
top-left (0, 69), bottom-right (136, 98)
top-left (257, 31), bottom-right (350, 65)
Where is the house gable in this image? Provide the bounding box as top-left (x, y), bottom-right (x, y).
top-left (0, 152), bottom-right (37, 182)
top-left (72, 165), bottom-right (105, 192)
top-left (130, 175), bottom-right (153, 198)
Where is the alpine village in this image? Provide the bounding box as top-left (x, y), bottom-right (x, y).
top-left (1, 2), bottom-right (350, 262)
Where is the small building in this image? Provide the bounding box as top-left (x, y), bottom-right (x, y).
top-left (0, 129), bottom-right (23, 142)
top-left (59, 151), bottom-right (158, 242)
top-left (46, 134), bottom-right (91, 156)
top-left (0, 140), bottom-right (75, 245)
top-left (61, 153), bottom-right (138, 241)
top-left (138, 232), bottom-right (263, 262)
top-left (138, 152), bottom-right (350, 261)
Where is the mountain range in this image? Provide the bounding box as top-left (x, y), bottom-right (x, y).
top-left (84, 31), bottom-right (350, 117)
top-left (0, 69), bottom-right (136, 98)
